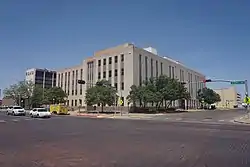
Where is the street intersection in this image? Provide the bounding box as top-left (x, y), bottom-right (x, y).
top-left (0, 109), bottom-right (250, 167)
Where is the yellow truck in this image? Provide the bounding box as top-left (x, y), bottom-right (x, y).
top-left (50, 105), bottom-right (69, 115)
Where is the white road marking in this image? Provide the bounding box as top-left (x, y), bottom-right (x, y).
top-left (219, 120), bottom-right (225, 122)
top-left (12, 119), bottom-right (19, 122)
top-left (0, 120), bottom-right (6, 123)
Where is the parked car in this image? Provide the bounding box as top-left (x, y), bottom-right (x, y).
top-left (7, 106), bottom-right (25, 116)
top-left (0, 106), bottom-right (8, 112)
top-left (30, 108), bottom-right (51, 118)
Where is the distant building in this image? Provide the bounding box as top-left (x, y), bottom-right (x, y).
top-left (214, 87), bottom-right (241, 109)
top-left (25, 68), bottom-right (57, 89)
top-left (1, 97), bottom-right (15, 106)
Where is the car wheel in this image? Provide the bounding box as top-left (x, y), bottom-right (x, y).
top-left (36, 114), bottom-right (39, 118)
top-left (7, 112), bottom-right (9, 115)
top-left (30, 114), bottom-right (33, 118)
top-left (12, 112), bottom-right (15, 116)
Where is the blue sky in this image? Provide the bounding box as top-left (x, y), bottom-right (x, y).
top-left (1, 0), bottom-right (250, 96)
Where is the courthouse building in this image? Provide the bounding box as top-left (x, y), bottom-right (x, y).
top-left (56, 43), bottom-right (206, 109)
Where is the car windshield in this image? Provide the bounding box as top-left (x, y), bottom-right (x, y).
top-left (8, 107), bottom-right (13, 109)
top-left (38, 109), bottom-right (47, 112)
top-left (13, 107), bottom-right (22, 109)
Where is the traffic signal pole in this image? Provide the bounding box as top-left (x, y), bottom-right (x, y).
top-left (244, 80), bottom-right (249, 117)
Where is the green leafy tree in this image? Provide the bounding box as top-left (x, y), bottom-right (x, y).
top-left (197, 87), bottom-right (221, 105)
top-left (85, 80), bottom-right (117, 112)
top-left (43, 87), bottom-right (67, 104)
top-left (30, 86), bottom-right (44, 108)
top-left (3, 81), bottom-right (34, 106)
top-left (127, 75), bottom-right (190, 110)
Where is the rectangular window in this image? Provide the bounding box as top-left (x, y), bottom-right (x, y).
top-left (79, 99), bottom-right (82, 106)
top-left (115, 69), bottom-right (118, 77)
top-left (98, 72), bottom-right (101, 79)
top-left (160, 62), bottom-right (163, 75)
top-left (169, 66), bottom-right (171, 78)
top-left (75, 70), bottom-right (78, 95)
top-left (139, 55), bottom-right (142, 85)
top-left (80, 69), bottom-right (83, 95)
top-left (75, 100), bottom-right (77, 107)
top-left (61, 73), bottom-right (64, 88)
top-left (64, 72), bottom-right (67, 89)
top-left (121, 82), bottom-right (124, 90)
top-left (114, 83), bottom-right (118, 90)
top-left (172, 67), bottom-right (174, 78)
top-left (115, 56), bottom-right (118, 63)
top-left (72, 71), bottom-right (75, 95)
top-left (156, 61), bottom-right (158, 77)
top-left (71, 100), bottom-right (74, 106)
top-left (109, 70), bottom-right (112, 77)
top-left (121, 54), bottom-right (124, 62)
top-left (109, 57), bottom-right (112, 64)
top-left (121, 68), bottom-right (124, 76)
top-left (103, 71), bottom-right (106, 78)
top-left (98, 60), bottom-right (101, 66)
top-left (58, 74), bottom-right (60, 87)
top-left (151, 58), bottom-right (153, 78)
top-left (103, 59), bottom-right (106, 65)
top-left (145, 56), bottom-right (148, 80)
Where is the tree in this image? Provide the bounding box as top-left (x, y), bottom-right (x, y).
top-left (3, 81), bottom-right (34, 106)
top-left (197, 87), bottom-right (221, 105)
top-left (30, 86), bottom-right (44, 108)
top-left (85, 80), bottom-right (117, 112)
top-left (127, 75), bottom-right (190, 110)
top-left (43, 87), bottom-right (67, 104)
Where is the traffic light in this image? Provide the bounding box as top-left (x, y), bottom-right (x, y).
top-left (203, 79), bottom-right (212, 83)
top-left (77, 80), bottom-right (86, 84)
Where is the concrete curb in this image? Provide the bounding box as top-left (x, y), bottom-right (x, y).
top-left (233, 115), bottom-right (250, 124)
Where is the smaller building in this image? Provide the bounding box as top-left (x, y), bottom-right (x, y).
top-left (25, 68), bottom-right (57, 88)
top-left (214, 87), bottom-right (240, 109)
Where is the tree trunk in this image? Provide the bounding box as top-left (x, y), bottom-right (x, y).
top-left (166, 101), bottom-right (172, 108)
top-left (100, 104), bottom-right (103, 114)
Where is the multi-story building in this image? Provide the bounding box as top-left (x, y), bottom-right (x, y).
top-left (25, 68), bottom-right (57, 89)
top-left (56, 43), bottom-right (206, 109)
top-left (214, 87), bottom-right (241, 108)
top-left (56, 64), bottom-right (85, 107)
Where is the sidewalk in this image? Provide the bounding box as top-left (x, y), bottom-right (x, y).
top-left (69, 111), bottom-right (159, 119)
top-left (234, 114), bottom-right (250, 124)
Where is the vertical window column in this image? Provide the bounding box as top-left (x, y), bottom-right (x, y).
top-left (139, 55), bottom-right (142, 85)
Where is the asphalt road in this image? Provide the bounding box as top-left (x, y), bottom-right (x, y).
top-left (153, 109), bottom-right (246, 123)
top-left (1, 111), bottom-right (250, 167)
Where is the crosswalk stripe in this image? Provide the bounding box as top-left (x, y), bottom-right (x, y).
top-left (0, 120), bottom-right (6, 123)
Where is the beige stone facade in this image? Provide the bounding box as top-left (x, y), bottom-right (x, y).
top-left (214, 87), bottom-right (241, 109)
top-left (56, 43), bottom-right (206, 108)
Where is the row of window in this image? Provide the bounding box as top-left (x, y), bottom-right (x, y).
top-left (98, 54), bottom-right (124, 66)
top-left (139, 54), bottom-right (204, 97)
top-left (139, 54), bottom-right (164, 85)
top-left (98, 68), bottom-right (124, 79)
top-left (58, 69), bottom-right (83, 96)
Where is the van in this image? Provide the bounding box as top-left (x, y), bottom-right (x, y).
top-left (50, 105), bottom-right (69, 115)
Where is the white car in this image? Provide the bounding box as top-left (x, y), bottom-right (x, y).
top-left (30, 108), bottom-right (51, 118)
top-left (7, 106), bottom-right (26, 116)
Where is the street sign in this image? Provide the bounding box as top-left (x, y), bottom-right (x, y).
top-left (230, 81), bottom-right (245, 85)
top-left (244, 97), bottom-right (250, 104)
top-left (119, 99), bottom-right (123, 105)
